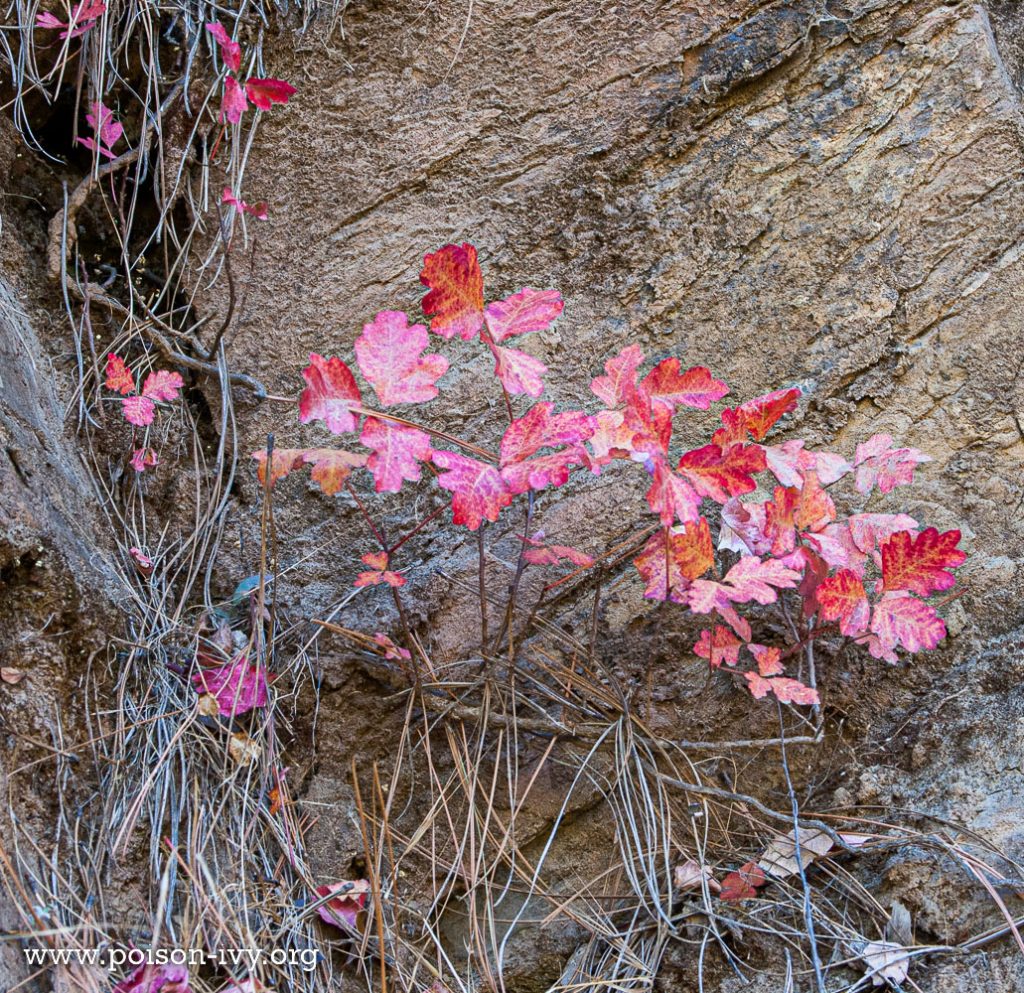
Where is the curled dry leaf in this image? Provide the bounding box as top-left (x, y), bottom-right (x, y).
top-left (1, 667), bottom-right (25, 685)
top-left (228, 732), bottom-right (262, 765)
top-left (673, 860), bottom-right (720, 894)
top-left (860, 940), bottom-right (910, 987)
top-left (759, 827), bottom-right (834, 879)
top-left (196, 694), bottom-right (220, 718)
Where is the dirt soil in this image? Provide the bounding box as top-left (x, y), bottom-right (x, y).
top-left (2, 1), bottom-right (1024, 991)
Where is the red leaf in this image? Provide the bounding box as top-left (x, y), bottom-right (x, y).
top-left (854, 433), bottom-right (930, 494)
top-left (880, 527), bottom-right (964, 596)
top-left (221, 75), bottom-right (248, 123)
top-left (694, 625), bottom-right (742, 667)
top-left (431, 451), bottom-right (513, 530)
top-left (299, 353), bottom-right (361, 435)
top-left (121, 396), bottom-right (155, 426)
top-left (634, 519), bottom-right (713, 603)
top-left (302, 448), bottom-right (367, 495)
top-left (192, 653), bottom-right (270, 716)
top-left (870, 593), bottom-right (946, 655)
top-left (645, 460), bottom-right (701, 526)
top-left (206, 20), bottom-right (241, 72)
top-left (490, 344), bottom-right (547, 397)
top-left (499, 402), bottom-right (594, 494)
top-left (360, 417), bottom-right (433, 493)
top-left (420, 243), bottom-right (484, 340)
top-left (817, 568), bottom-right (870, 636)
top-left (737, 387), bottom-right (801, 441)
top-left (105, 353), bottom-right (135, 395)
top-left (223, 187), bottom-right (268, 220)
top-left (252, 448), bottom-right (307, 487)
top-left (678, 443), bottom-right (766, 502)
top-left (720, 861), bottom-right (766, 902)
top-left (315, 880), bottom-right (370, 929)
top-left (130, 447), bottom-right (158, 473)
top-left (483, 287), bottom-right (563, 342)
top-left (591, 344), bottom-right (644, 407)
top-left (355, 310), bottom-right (449, 406)
top-left (245, 77), bottom-right (296, 110)
top-left (640, 360), bottom-right (729, 412)
top-left (354, 551), bottom-right (405, 588)
top-left (141, 369), bottom-right (184, 401)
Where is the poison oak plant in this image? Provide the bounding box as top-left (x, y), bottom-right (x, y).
top-left (254, 243), bottom-right (966, 709)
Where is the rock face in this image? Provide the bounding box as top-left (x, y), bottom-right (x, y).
top-left (3, 1), bottom-right (1024, 991)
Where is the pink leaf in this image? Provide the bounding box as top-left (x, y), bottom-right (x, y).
top-left (354, 311), bottom-right (448, 406)
top-left (315, 880), bottom-right (370, 930)
top-left (490, 344), bottom-right (547, 397)
top-left (299, 353), bottom-right (362, 435)
top-left (694, 625), bottom-right (742, 667)
top-left (431, 451), bottom-right (513, 530)
top-left (222, 187), bottom-right (268, 220)
top-left (854, 433), bottom-right (931, 494)
top-left (130, 447), bottom-right (158, 473)
top-left (640, 360), bottom-right (729, 412)
top-left (870, 593), bottom-right (946, 654)
top-left (521, 538), bottom-right (594, 568)
top-left (688, 555), bottom-right (800, 615)
top-left (360, 417), bottom-right (433, 493)
top-left (499, 402), bottom-right (594, 494)
top-left (192, 654), bottom-right (270, 717)
top-left (420, 243), bottom-right (485, 340)
top-left (374, 633), bottom-right (411, 661)
top-left (121, 396), bottom-right (155, 426)
top-left (206, 20), bottom-right (241, 72)
top-left (591, 344), bottom-right (644, 407)
top-left (245, 77), bottom-right (297, 110)
top-left (221, 76), bottom-right (248, 123)
top-left (768, 677), bottom-right (820, 706)
top-left (113, 963), bottom-right (190, 993)
top-left (86, 101), bottom-right (122, 150)
top-left (141, 369), bottom-right (183, 401)
top-left (483, 287), bottom-right (563, 342)
top-left (35, 11), bottom-right (64, 29)
top-left (129, 547), bottom-right (153, 574)
top-left (645, 460), bottom-right (701, 526)
top-left (354, 550), bottom-right (405, 588)
top-left (744, 671), bottom-right (774, 698)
